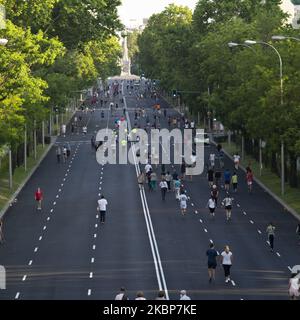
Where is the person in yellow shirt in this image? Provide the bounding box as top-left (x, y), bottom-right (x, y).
top-left (231, 172), bottom-right (238, 193)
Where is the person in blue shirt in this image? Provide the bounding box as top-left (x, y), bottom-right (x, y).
top-left (224, 169), bottom-right (231, 192)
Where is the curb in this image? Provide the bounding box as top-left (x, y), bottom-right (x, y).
top-left (211, 139), bottom-right (300, 222)
top-left (0, 138), bottom-right (57, 220)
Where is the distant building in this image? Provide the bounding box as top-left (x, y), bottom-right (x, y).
top-left (290, 0), bottom-right (300, 29)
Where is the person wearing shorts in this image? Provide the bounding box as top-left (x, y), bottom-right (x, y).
top-left (179, 192), bottom-right (188, 216)
top-left (207, 196), bottom-right (216, 218)
top-left (224, 169), bottom-right (231, 192)
top-left (222, 193), bottom-right (234, 221)
top-left (206, 243), bottom-right (218, 283)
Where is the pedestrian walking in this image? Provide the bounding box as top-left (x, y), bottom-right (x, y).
top-left (150, 171), bottom-right (157, 191)
top-left (207, 196), bottom-right (216, 218)
top-left (289, 275), bottom-right (300, 300)
top-left (174, 178), bottom-right (181, 200)
top-left (179, 290), bottom-right (191, 300)
top-left (209, 153), bottom-right (215, 168)
top-left (35, 187), bottom-right (43, 210)
top-left (115, 287), bottom-right (129, 300)
top-left (0, 219), bottom-right (4, 244)
top-left (224, 169), bottom-right (231, 192)
top-left (155, 291), bottom-right (166, 300)
top-left (62, 145), bottom-right (67, 163)
top-left (222, 193), bottom-right (234, 221)
top-left (231, 172), bottom-right (238, 193)
top-left (214, 170), bottom-right (221, 188)
top-left (296, 223), bottom-right (300, 244)
top-left (172, 170), bottom-right (179, 190)
top-left (179, 191), bottom-right (188, 215)
top-left (221, 246), bottom-right (233, 283)
top-left (165, 171), bottom-right (172, 191)
top-left (266, 222), bottom-right (275, 252)
top-left (135, 291), bottom-right (146, 300)
top-left (210, 185), bottom-right (219, 206)
top-left (137, 172), bottom-right (145, 189)
top-left (206, 243), bottom-right (219, 283)
top-left (82, 126), bottom-right (87, 135)
top-left (233, 153), bottom-right (240, 170)
top-left (246, 169), bottom-right (254, 193)
top-left (56, 146), bottom-right (61, 163)
top-left (66, 143), bottom-right (71, 158)
top-left (61, 124), bottom-right (66, 137)
top-left (181, 160), bottom-right (186, 180)
top-left (97, 195), bottom-right (108, 224)
top-left (207, 167), bottom-right (214, 188)
top-left (91, 136), bottom-right (96, 150)
top-left (159, 179), bottom-right (168, 201)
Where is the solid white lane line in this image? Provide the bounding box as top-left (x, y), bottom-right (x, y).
top-left (89, 272), bottom-right (93, 279)
top-left (93, 245), bottom-right (96, 250)
top-left (88, 289), bottom-right (91, 296)
top-left (22, 275), bottom-right (27, 281)
top-left (39, 236), bottom-right (42, 241)
top-left (34, 247), bottom-right (38, 253)
top-left (276, 252), bottom-right (281, 257)
top-left (15, 292), bottom-right (20, 299)
top-left (91, 258), bottom-right (95, 263)
top-left (28, 260), bottom-right (33, 266)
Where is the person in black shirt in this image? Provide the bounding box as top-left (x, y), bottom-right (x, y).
top-left (206, 243), bottom-right (219, 283)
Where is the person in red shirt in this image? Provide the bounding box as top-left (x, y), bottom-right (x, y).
top-left (246, 170), bottom-right (254, 193)
top-left (35, 187), bottom-right (43, 210)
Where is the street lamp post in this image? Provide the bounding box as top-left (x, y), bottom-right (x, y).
top-left (244, 40), bottom-right (284, 195)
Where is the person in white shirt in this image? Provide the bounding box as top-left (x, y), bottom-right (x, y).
top-left (97, 195), bottom-right (108, 224)
top-left (180, 290), bottom-right (191, 300)
top-left (179, 192), bottom-right (188, 216)
top-left (159, 179), bottom-right (168, 201)
top-left (190, 121), bottom-right (195, 129)
top-left (135, 291), bottom-right (146, 300)
top-left (207, 196), bottom-right (216, 218)
top-left (289, 275), bottom-right (300, 300)
top-left (61, 124), bottom-right (66, 137)
top-left (115, 287), bottom-right (128, 300)
top-left (145, 163), bottom-right (152, 174)
top-left (82, 126), bottom-right (87, 135)
top-left (209, 153), bottom-right (215, 168)
top-left (233, 153), bottom-right (240, 170)
top-left (222, 193), bottom-right (234, 221)
top-left (221, 246), bottom-right (233, 283)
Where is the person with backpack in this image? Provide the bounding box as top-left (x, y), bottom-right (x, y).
top-left (115, 287), bottom-right (129, 300)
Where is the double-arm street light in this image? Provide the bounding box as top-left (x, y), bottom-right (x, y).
top-left (244, 39), bottom-right (284, 194)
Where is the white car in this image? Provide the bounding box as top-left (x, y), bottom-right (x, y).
top-left (194, 132), bottom-right (210, 145)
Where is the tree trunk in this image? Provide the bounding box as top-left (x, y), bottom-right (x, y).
top-left (270, 151), bottom-right (279, 176)
top-left (289, 152), bottom-right (298, 188)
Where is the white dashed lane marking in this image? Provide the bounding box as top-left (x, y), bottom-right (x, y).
top-left (95, 224), bottom-right (98, 228)
top-left (22, 275), bottom-right (27, 281)
top-left (34, 247), bottom-right (38, 253)
top-left (288, 266), bottom-right (292, 271)
top-left (209, 239), bottom-right (213, 243)
top-left (94, 234), bottom-right (97, 238)
top-left (96, 215), bottom-right (99, 219)
top-left (243, 212), bottom-right (247, 216)
top-left (88, 289), bottom-right (91, 296)
top-left (53, 202), bottom-right (56, 206)
top-left (89, 272), bottom-right (93, 279)
top-left (47, 217), bottom-right (50, 221)
top-left (204, 228), bottom-right (208, 233)
top-left (276, 252), bottom-right (281, 257)
top-left (237, 204), bottom-right (240, 208)
top-left (39, 236), bottom-right (42, 241)
top-left (28, 260), bottom-right (33, 266)
top-left (250, 220), bottom-right (254, 224)
top-left (257, 230), bottom-right (262, 234)
top-left (93, 245), bottom-right (96, 250)
top-left (43, 226), bottom-right (47, 231)
top-left (199, 219), bottom-right (203, 223)
top-left (231, 280), bottom-right (236, 286)
top-left (91, 258), bottom-right (95, 263)
top-left (15, 292), bottom-right (20, 299)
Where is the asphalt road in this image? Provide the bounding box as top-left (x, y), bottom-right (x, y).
top-left (0, 77), bottom-right (299, 300)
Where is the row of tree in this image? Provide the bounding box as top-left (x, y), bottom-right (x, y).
top-left (0, 0), bottom-right (123, 172)
top-left (134, 0), bottom-right (300, 188)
